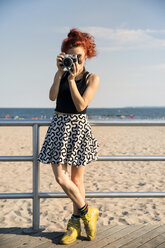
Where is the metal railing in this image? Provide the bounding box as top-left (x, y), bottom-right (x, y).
top-left (0, 119), bottom-right (165, 232)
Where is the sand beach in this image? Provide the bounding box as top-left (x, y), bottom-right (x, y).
top-left (1, 125), bottom-right (165, 232)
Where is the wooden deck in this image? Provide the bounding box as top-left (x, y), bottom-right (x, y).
top-left (1, 224), bottom-right (165, 248)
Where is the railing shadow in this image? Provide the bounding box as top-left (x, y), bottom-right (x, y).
top-left (0, 226), bottom-right (87, 245)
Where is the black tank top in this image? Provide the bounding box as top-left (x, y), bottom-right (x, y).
top-left (55, 68), bottom-right (90, 114)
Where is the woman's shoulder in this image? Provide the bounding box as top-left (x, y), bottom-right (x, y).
top-left (86, 71), bottom-right (100, 86)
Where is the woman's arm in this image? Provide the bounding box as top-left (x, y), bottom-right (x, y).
top-left (49, 52), bottom-right (66, 101)
top-left (68, 74), bottom-right (100, 112)
top-left (49, 70), bottom-right (64, 101)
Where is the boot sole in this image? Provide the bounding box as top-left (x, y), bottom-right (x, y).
top-left (60, 231), bottom-right (82, 244)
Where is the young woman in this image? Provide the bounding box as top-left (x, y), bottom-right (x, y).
top-left (38, 28), bottom-right (100, 245)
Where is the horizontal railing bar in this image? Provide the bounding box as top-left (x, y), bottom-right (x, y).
top-left (0, 120), bottom-right (41, 126)
top-left (1, 192), bottom-right (165, 199)
top-left (0, 156), bottom-right (33, 161)
top-left (1, 155), bottom-right (165, 162)
top-left (0, 193), bottom-right (33, 199)
top-left (39, 192), bottom-right (165, 198)
top-left (90, 120), bottom-right (165, 126)
top-left (1, 119), bottom-right (165, 126)
top-left (98, 155), bottom-right (165, 161)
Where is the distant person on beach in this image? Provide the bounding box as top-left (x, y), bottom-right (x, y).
top-left (38, 27), bottom-right (100, 245)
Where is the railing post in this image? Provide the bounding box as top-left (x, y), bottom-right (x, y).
top-left (32, 124), bottom-right (40, 231)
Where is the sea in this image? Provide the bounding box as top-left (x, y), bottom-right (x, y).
top-left (1, 107), bottom-right (165, 121)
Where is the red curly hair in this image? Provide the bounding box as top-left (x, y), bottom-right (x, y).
top-left (61, 28), bottom-right (97, 59)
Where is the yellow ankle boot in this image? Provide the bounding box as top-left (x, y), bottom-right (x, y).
top-left (60, 216), bottom-right (81, 245)
top-left (80, 206), bottom-right (99, 241)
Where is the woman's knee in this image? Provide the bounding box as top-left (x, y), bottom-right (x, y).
top-left (51, 163), bottom-right (67, 185)
top-left (56, 175), bottom-right (65, 185)
top-left (71, 176), bottom-right (84, 187)
top-left (71, 166), bottom-right (84, 186)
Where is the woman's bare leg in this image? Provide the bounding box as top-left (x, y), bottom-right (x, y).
top-left (51, 163), bottom-right (85, 208)
top-left (71, 165), bottom-right (86, 215)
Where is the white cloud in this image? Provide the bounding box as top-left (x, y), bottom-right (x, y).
top-left (145, 29), bottom-right (165, 34)
top-left (146, 64), bottom-right (165, 71)
top-left (82, 26), bottom-right (165, 52)
top-left (52, 26), bottom-right (165, 52)
top-left (85, 27), bottom-right (149, 42)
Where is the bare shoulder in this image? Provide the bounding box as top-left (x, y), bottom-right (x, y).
top-left (86, 73), bottom-right (100, 86)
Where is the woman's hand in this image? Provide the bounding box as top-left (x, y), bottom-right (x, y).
top-left (68, 61), bottom-right (81, 81)
top-left (56, 52), bottom-right (65, 73)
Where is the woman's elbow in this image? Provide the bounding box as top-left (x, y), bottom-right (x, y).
top-left (49, 95), bottom-right (56, 101)
top-left (77, 104), bottom-right (87, 112)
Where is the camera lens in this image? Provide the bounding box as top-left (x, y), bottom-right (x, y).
top-left (63, 57), bottom-right (72, 67)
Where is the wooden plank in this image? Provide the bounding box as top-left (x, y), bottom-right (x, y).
top-left (32, 231), bottom-right (86, 248)
top-left (121, 224), bottom-right (165, 248)
top-left (67, 224), bottom-right (118, 248)
top-left (1, 225), bottom-right (165, 248)
top-left (0, 234), bottom-right (50, 248)
top-left (65, 224), bottom-right (118, 248)
top-left (137, 232), bottom-right (165, 248)
top-left (83, 224), bottom-right (145, 248)
top-left (34, 224), bottom-right (120, 248)
top-left (111, 224), bottom-right (160, 248)
top-left (156, 239), bottom-right (165, 248)
top-left (34, 224), bottom-right (112, 248)
top-left (25, 229), bottom-right (66, 248)
top-left (65, 224), bottom-right (129, 248)
top-left (15, 234), bottom-right (57, 248)
top-left (34, 237), bottom-right (70, 248)
top-left (22, 228), bottom-right (86, 248)
top-left (0, 228), bottom-right (23, 243)
top-left (0, 226), bottom-right (65, 247)
top-left (34, 225), bottom-right (106, 248)
top-left (0, 228), bottom-right (53, 248)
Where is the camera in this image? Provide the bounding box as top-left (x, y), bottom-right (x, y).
top-left (61, 54), bottom-right (77, 72)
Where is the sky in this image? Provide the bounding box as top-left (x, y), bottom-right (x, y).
top-left (0, 0), bottom-right (165, 108)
